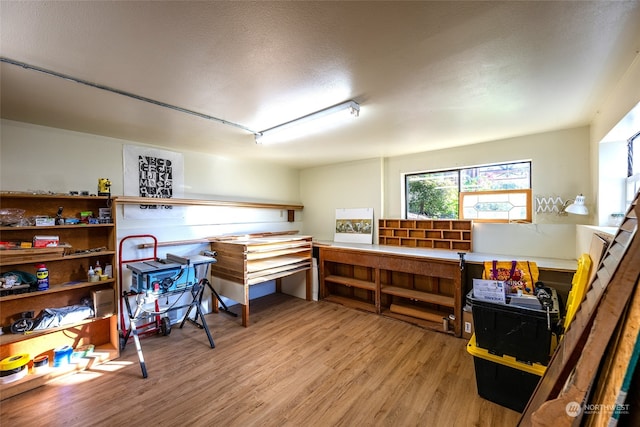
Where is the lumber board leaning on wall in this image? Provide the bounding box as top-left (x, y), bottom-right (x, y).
top-left (518, 190), bottom-right (639, 427)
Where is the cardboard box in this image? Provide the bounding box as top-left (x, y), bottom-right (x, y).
top-left (33, 235), bottom-right (59, 247)
top-left (92, 289), bottom-right (114, 317)
top-left (462, 305), bottom-right (474, 340)
top-left (472, 278), bottom-right (506, 303)
top-left (35, 217), bottom-right (55, 226)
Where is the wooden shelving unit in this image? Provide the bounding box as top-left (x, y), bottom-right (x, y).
top-left (378, 219), bottom-right (473, 251)
top-left (319, 244), bottom-right (463, 336)
top-left (0, 193), bottom-right (119, 400)
top-left (209, 235), bottom-right (313, 326)
top-left (321, 247), bottom-right (380, 314)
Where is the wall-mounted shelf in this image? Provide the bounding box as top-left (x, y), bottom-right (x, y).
top-left (113, 196), bottom-right (303, 222)
top-left (378, 219), bottom-right (473, 251)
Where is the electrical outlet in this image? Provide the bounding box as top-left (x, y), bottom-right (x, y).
top-left (465, 321), bottom-right (472, 334)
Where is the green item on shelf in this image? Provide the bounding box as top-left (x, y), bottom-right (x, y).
top-left (3, 271), bottom-right (37, 285)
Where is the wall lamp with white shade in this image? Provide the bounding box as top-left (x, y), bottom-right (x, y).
top-left (560, 194), bottom-right (589, 216)
top-left (255, 100), bottom-right (360, 144)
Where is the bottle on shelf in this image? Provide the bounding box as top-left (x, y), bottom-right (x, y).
top-left (94, 261), bottom-right (102, 276)
top-left (36, 263), bottom-right (49, 291)
top-left (88, 265), bottom-right (97, 282)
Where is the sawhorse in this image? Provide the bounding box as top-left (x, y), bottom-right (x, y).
top-left (181, 278), bottom-right (236, 331)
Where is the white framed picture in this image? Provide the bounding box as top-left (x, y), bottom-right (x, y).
top-left (334, 208), bottom-right (374, 244)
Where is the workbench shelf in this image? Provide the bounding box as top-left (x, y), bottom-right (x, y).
top-left (0, 193), bottom-right (119, 400)
top-left (318, 244), bottom-right (462, 336)
top-left (322, 260), bottom-right (378, 314)
top-left (378, 219), bottom-right (473, 251)
top-left (379, 268), bottom-right (456, 331)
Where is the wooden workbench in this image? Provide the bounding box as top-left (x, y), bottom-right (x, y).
top-left (315, 240), bottom-right (577, 337)
top-left (209, 235), bottom-right (313, 326)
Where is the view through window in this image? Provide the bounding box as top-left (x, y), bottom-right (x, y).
top-left (405, 161), bottom-right (532, 222)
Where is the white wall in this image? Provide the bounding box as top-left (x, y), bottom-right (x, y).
top-left (590, 52), bottom-right (640, 220)
top-left (298, 127), bottom-right (590, 259)
top-left (383, 127), bottom-right (590, 258)
top-left (384, 126), bottom-right (591, 222)
top-left (0, 119), bottom-right (300, 203)
top-left (598, 141), bottom-right (628, 225)
top-left (299, 158), bottom-right (383, 242)
top-left (0, 119), bottom-right (304, 242)
top-left (591, 53), bottom-right (640, 151)
top-left (472, 223), bottom-right (576, 259)
top-left (1, 119), bottom-right (304, 312)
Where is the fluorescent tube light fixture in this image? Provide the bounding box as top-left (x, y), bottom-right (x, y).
top-left (255, 100), bottom-right (360, 144)
top-left (561, 194), bottom-right (589, 216)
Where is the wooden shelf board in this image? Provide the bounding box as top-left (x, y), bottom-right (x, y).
top-left (0, 223), bottom-right (114, 232)
top-left (214, 239), bottom-right (310, 253)
top-left (0, 250), bottom-right (116, 267)
top-left (0, 192), bottom-right (111, 201)
top-left (246, 246), bottom-right (310, 260)
top-left (246, 264), bottom-right (311, 285)
top-left (247, 256), bottom-right (311, 274)
top-left (381, 308), bottom-right (454, 334)
top-left (114, 195), bottom-right (303, 211)
top-left (324, 275), bottom-right (376, 291)
top-left (0, 315), bottom-right (116, 346)
top-left (381, 285), bottom-right (454, 307)
top-left (245, 240), bottom-right (311, 251)
top-left (0, 343), bottom-right (118, 401)
top-left (0, 279), bottom-right (115, 302)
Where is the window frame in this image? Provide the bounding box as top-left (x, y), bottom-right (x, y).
top-left (459, 188), bottom-right (532, 223)
top-left (404, 161), bottom-right (532, 223)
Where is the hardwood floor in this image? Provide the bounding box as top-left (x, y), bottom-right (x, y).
top-left (1, 293), bottom-right (520, 426)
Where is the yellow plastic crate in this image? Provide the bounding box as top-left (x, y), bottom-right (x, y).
top-left (467, 333), bottom-right (546, 412)
top-left (466, 333), bottom-right (547, 376)
top-left (563, 253), bottom-right (592, 331)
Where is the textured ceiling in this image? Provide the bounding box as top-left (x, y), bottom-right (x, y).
top-left (1, 1), bottom-right (640, 168)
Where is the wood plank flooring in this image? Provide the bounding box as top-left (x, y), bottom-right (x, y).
top-left (0, 293), bottom-right (520, 426)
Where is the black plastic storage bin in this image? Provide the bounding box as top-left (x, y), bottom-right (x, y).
top-left (467, 334), bottom-right (546, 413)
top-left (466, 288), bottom-right (561, 365)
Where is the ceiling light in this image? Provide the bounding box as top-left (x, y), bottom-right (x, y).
top-left (255, 100), bottom-right (360, 144)
top-left (562, 194), bottom-right (589, 215)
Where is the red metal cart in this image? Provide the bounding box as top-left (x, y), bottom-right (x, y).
top-left (118, 234), bottom-right (169, 346)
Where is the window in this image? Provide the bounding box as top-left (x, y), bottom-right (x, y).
top-left (627, 131), bottom-right (640, 209)
top-left (405, 161), bottom-right (532, 222)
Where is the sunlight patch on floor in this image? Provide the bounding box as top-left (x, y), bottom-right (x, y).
top-left (47, 359), bottom-right (134, 385)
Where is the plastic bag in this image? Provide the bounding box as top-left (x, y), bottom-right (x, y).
top-left (482, 260), bottom-right (539, 295)
top-left (31, 305), bottom-right (94, 330)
